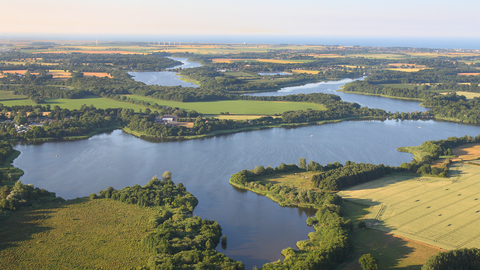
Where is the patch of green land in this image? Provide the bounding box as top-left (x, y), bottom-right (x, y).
top-left (124, 95), bottom-right (326, 115)
top-left (0, 198), bottom-right (157, 269)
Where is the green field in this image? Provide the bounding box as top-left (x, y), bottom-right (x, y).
top-left (339, 163), bottom-right (480, 251)
top-left (125, 95), bottom-right (326, 114)
top-left (0, 93), bottom-right (326, 115)
top-left (350, 53), bottom-right (410, 59)
top-left (0, 198), bottom-right (156, 269)
top-left (256, 171), bottom-right (319, 190)
top-left (380, 84), bottom-right (420, 90)
top-left (0, 95), bottom-right (148, 112)
top-left (0, 90), bottom-right (29, 101)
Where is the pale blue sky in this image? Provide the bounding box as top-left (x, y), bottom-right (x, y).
top-left (2, 0), bottom-right (479, 38)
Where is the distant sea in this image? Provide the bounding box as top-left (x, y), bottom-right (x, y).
top-left (3, 33), bottom-right (480, 50)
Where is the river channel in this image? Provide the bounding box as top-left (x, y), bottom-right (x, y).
top-left (12, 59), bottom-right (480, 269)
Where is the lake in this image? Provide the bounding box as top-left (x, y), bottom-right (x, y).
top-left (13, 120), bottom-right (480, 268)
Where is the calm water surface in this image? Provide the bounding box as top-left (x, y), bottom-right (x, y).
top-left (128, 57), bottom-right (201, 87)
top-left (13, 120), bottom-right (480, 268)
top-left (249, 77), bottom-right (428, 113)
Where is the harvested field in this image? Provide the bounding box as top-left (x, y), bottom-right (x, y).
top-left (83, 72), bottom-right (112, 78)
top-left (291, 70), bottom-right (320, 74)
top-left (211, 58), bottom-right (312, 64)
top-left (0, 70), bottom-right (38, 76)
top-left (442, 91), bottom-right (480, 99)
top-left (339, 163), bottom-right (480, 251)
top-left (451, 143), bottom-right (480, 162)
top-left (47, 70), bottom-right (70, 79)
top-left (388, 63), bottom-right (416, 67)
top-left (339, 200), bottom-right (443, 270)
top-left (41, 50), bottom-right (140, 54)
top-left (386, 68), bottom-right (426, 72)
top-left (458, 73), bottom-right (480, 76)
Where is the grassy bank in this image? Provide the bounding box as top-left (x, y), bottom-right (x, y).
top-left (229, 180), bottom-right (318, 209)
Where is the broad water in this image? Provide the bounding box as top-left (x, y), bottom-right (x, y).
top-left (13, 120), bottom-right (480, 268)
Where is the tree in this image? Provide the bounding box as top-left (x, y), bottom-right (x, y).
top-left (299, 158), bottom-right (306, 170)
top-left (162, 171), bottom-right (172, 180)
top-left (359, 253), bottom-right (378, 270)
top-left (422, 248), bottom-right (480, 270)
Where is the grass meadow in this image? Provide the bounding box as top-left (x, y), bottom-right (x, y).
top-left (125, 95), bottom-right (326, 114)
top-left (0, 90), bottom-right (29, 101)
top-left (0, 95), bottom-right (148, 112)
top-left (380, 84), bottom-right (419, 90)
top-left (0, 198), bottom-right (156, 269)
top-left (256, 171), bottom-right (319, 190)
top-left (339, 162), bottom-right (480, 251)
top-left (0, 91), bottom-right (326, 116)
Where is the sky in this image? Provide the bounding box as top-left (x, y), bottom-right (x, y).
top-left (2, 0), bottom-right (480, 43)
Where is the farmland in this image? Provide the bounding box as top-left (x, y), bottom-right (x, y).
top-left (339, 162), bottom-right (480, 251)
top-left (211, 58), bottom-right (314, 64)
top-left (291, 70), bottom-right (320, 74)
top-left (0, 198), bottom-right (156, 269)
top-left (0, 95), bottom-right (148, 112)
top-left (124, 94), bottom-right (326, 114)
top-left (338, 201), bottom-right (442, 270)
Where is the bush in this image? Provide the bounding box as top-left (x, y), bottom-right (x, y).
top-left (358, 220), bottom-right (366, 229)
top-left (359, 253), bottom-right (378, 270)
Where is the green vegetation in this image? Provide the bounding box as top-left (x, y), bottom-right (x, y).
top-left (93, 176), bottom-right (243, 269)
top-left (358, 254), bottom-right (379, 270)
top-left (124, 94), bottom-right (326, 114)
top-left (422, 248), bottom-right (480, 269)
top-left (0, 198), bottom-right (159, 269)
top-left (230, 162), bottom-right (356, 269)
top-left (0, 147), bottom-right (243, 269)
